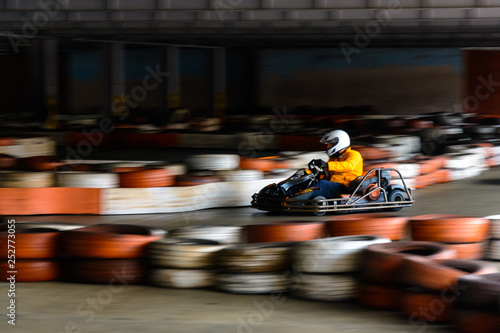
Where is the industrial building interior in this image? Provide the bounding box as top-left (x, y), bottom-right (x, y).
top-left (1, 1), bottom-right (500, 333)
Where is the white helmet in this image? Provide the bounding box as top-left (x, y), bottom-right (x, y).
top-left (320, 130), bottom-right (350, 157)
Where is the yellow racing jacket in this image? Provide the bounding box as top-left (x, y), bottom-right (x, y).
top-left (326, 147), bottom-right (363, 187)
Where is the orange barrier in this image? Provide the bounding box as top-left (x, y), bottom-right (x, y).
top-left (239, 156), bottom-right (291, 172)
top-left (0, 188), bottom-right (101, 215)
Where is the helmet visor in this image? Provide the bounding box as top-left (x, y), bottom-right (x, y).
top-left (320, 136), bottom-right (339, 146)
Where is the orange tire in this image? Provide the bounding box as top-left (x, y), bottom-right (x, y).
top-left (415, 156), bottom-right (447, 175)
top-left (112, 166), bottom-right (148, 173)
top-left (453, 309), bottom-right (500, 333)
top-left (399, 257), bottom-right (498, 291)
top-left (0, 137), bottom-right (14, 146)
top-left (401, 290), bottom-right (454, 323)
top-left (351, 146), bottom-right (391, 160)
top-left (62, 224), bottom-right (164, 258)
top-left (175, 175), bottom-right (220, 186)
top-left (361, 241), bottom-right (456, 284)
top-left (118, 168), bottom-right (174, 188)
top-left (446, 242), bottom-right (485, 260)
top-left (327, 214), bottom-right (408, 241)
top-left (0, 259), bottom-right (60, 282)
top-left (414, 169), bottom-right (449, 189)
top-left (358, 283), bottom-right (402, 310)
top-left (239, 157), bottom-right (290, 172)
top-left (410, 214), bottom-right (489, 243)
top-left (0, 228), bottom-right (61, 259)
top-left (245, 222), bottom-right (326, 243)
top-left (410, 215), bottom-right (490, 243)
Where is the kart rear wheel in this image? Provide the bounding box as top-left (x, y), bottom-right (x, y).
top-left (386, 189), bottom-right (405, 212)
top-left (312, 196), bottom-right (328, 216)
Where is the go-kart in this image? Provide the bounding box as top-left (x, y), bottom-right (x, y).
top-left (251, 161), bottom-right (413, 216)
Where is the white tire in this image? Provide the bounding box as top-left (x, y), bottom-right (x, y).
top-left (167, 225), bottom-right (243, 244)
top-left (215, 170), bottom-right (264, 182)
top-left (185, 154), bottom-right (240, 171)
top-left (485, 215), bottom-right (500, 239)
top-left (55, 172), bottom-right (119, 188)
top-left (487, 239), bottom-right (500, 260)
top-left (292, 273), bottom-right (359, 301)
top-left (148, 238), bottom-right (227, 269)
top-left (215, 272), bottom-right (291, 294)
top-left (293, 235), bottom-right (391, 273)
top-left (0, 171), bottom-right (54, 188)
top-left (216, 242), bottom-right (293, 273)
top-left (150, 268), bottom-right (214, 288)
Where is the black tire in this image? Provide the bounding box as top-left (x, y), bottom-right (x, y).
top-left (312, 196), bottom-right (327, 216)
top-left (386, 189), bottom-right (405, 212)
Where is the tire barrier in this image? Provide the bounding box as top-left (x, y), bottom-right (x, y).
top-left (485, 215), bottom-right (500, 261)
top-left (22, 156), bottom-right (65, 171)
top-left (292, 235), bottom-right (391, 273)
top-left (292, 273), bottom-right (359, 302)
top-left (453, 309), bottom-right (500, 333)
top-left (239, 156), bottom-right (291, 173)
top-left (214, 169), bottom-right (264, 182)
top-left (446, 242), bottom-right (486, 260)
top-left (400, 289), bottom-right (454, 323)
top-left (0, 136), bottom-right (56, 158)
top-left (148, 238), bottom-right (226, 269)
top-left (92, 162), bottom-right (146, 173)
top-left (216, 242), bottom-right (293, 273)
top-left (409, 215), bottom-right (489, 259)
top-left (174, 175), bottom-right (220, 187)
top-left (358, 282), bottom-right (403, 310)
top-left (452, 273), bottom-right (500, 333)
top-left (0, 227), bottom-right (60, 259)
top-left (64, 258), bottom-right (146, 284)
top-left (149, 268), bottom-right (214, 289)
top-left (0, 221), bottom-right (83, 231)
top-left (455, 273), bottom-right (500, 310)
top-left (291, 235), bottom-right (390, 302)
top-left (0, 154), bottom-right (17, 169)
top-left (167, 225), bottom-right (243, 244)
top-left (0, 259), bottom-right (60, 282)
top-left (399, 257), bottom-right (498, 291)
top-left (214, 272), bottom-right (291, 294)
top-left (410, 215), bottom-right (489, 243)
top-left (327, 214), bottom-right (408, 241)
top-left (63, 224), bottom-right (166, 259)
top-left (399, 258), bottom-right (497, 324)
top-left (0, 171), bottom-right (55, 188)
top-left (360, 241), bottom-right (457, 284)
top-left (118, 168), bottom-right (175, 188)
top-left (54, 172), bottom-right (119, 188)
top-left (0, 225), bottom-right (63, 282)
top-left (352, 146), bottom-right (391, 161)
top-left (245, 222), bottom-right (326, 243)
top-left (185, 154), bottom-right (240, 171)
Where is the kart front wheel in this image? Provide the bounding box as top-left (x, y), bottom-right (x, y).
top-left (312, 196), bottom-right (328, 216)
top-left (386, 189), bottom-right (405, 212)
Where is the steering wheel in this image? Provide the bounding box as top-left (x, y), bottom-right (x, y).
top-left (307, 160), bottom-right (329, 180)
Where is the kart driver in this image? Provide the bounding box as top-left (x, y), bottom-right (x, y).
top-left (308, 129), bottom-right (363, 199)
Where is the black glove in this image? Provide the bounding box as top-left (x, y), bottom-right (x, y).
top-left (311, 159), bottom-right (328, 169)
